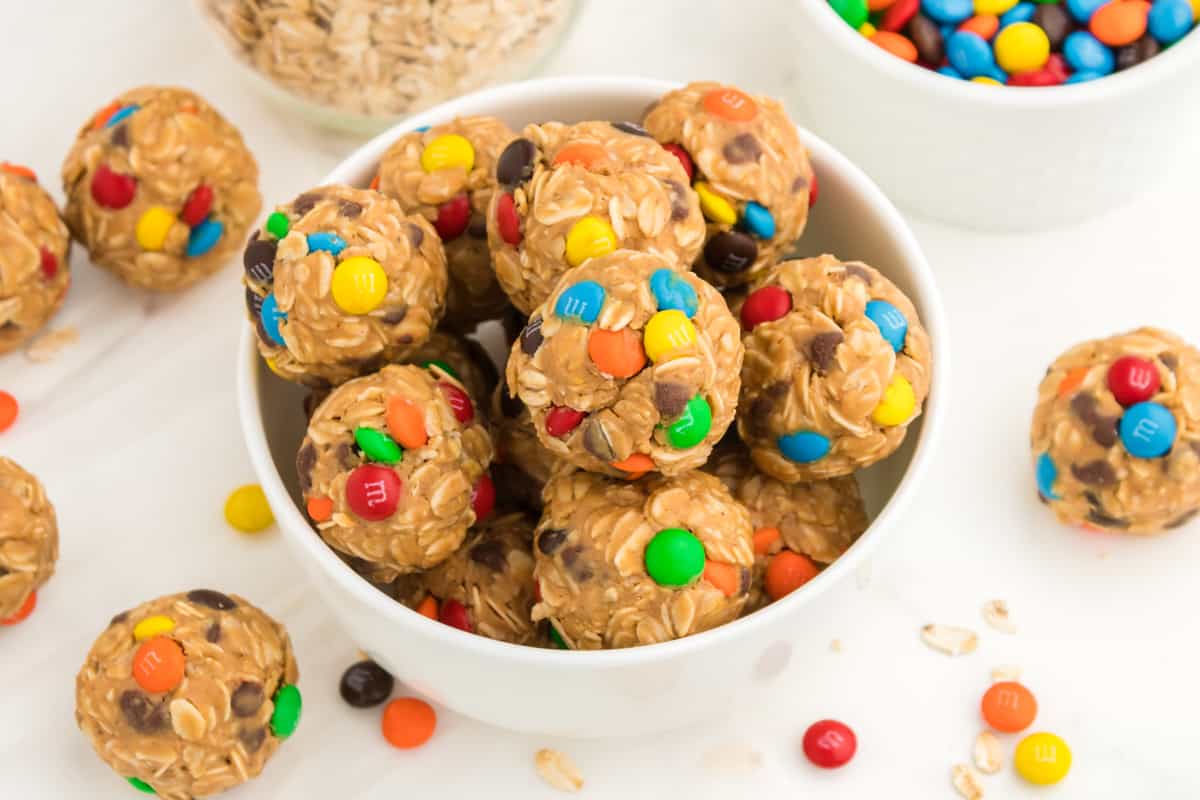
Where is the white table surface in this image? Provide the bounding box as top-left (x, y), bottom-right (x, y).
top-left (3, 2), bottom-right (1199, 798)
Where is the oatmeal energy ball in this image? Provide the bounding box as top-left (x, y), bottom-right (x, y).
top-left (508, 250), bottom-right (743, 478)
top-left (76, 590), bottom-right (299, 799)
top-left (738, 254), bottom-right (932, 482)
top-left (534, 469), bottom-right (754, 649)
top-left (244, 185), bottom-right (448, 386)
top-left (0, 164), bottom-right (71, 355)
top-left (1031, 327), bottom-right (1200, 534)
top-left (378, 116), bottom-right (515, 330)
top-left (644, 81), bottom-right (815, 289)
top-left (62, 86), bottom-right (261, 291)
top-left (487, 120), bottom-right (705, 314)
top-left (0, 457), bottom-right (58, 624)
top-left (298, 364), bottom-right (493, 577)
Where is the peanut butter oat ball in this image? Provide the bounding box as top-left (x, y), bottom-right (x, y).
top-left (487, 120), bottom-right (705, 314)
top-left (243, 185), bottom-right (448, 386)
top-left (75, 590), bottom-right (299, 799)
top-left (377, 116), bottom-right (516, 331)
top-left (533, 469), bottom-right (754, 649)
top-left (643, 81), bottom-right (815, 289)
top-left (507, 250), bottom-right (743, 478)
top-left (737, 254), bottom-right (932, 482)
top-left (62, 86), bottom-right (261, 292)
top-left (0, 457), bottom-right (58, 624)
top-left (298, 364), bottom-right (493, 577)
top-left (0, 165), bottom-right (71, 355)
top-left (489, 377), bottom-right (562, 513)
top-left (704, 440), bottom-right (867, 612)
top-left (1031, 327), bottom-right (1200, 534)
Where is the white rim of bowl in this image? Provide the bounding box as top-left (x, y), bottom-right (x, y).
top-left (238, 75), bottom-right (951, 667)
top-left (799, 0), bottom-right (1200, 106)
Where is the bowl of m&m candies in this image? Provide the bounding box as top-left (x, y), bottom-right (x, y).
top-left (790, 0), bottom-right (1200, 230)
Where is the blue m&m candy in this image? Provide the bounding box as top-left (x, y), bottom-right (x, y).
top-left (938, 65), bottom-right (965, 79)
top-left (1036, 452), bottom-right (1060, 500)
top-left (554, 280), bottom-right (606, 324)
top-left (947, 31), bottom-right (998, 78)
top-left (1119, 401), bottom-right (1176, 458)
top-left (778, 430), bottom-right (831, 464)
top-left (648, 268), bottom-right (698, 317)
top-left (186, 218), bottom-right (224, 257)
top-left (1000, 2), bottom-right (1035, 27)
top-left (1063, 31), bottom-right (1114, 75)
top-left (1148, 0), bottom-right (1194, 44)
top-left (1066, 0), bottom-right (1107, 23)
top-left (306, 231), bottom-right (347, 256)
top-left (865, 299), bottom-right (908, 353)
top-left (1065, 70), bottom-right (1105, 83)
top-left (922, 0), bottom-right (974, 24)
top-left (260, 292), bottom-right (287, 347)
top-left (742, 202), bottom-right (776, 239)
top-left (105, 104), bottom-right (139, 128)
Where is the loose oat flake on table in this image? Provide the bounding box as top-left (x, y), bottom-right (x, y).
top-left (75, 590), bottom-right (299, 799)
top-left (920, 624), bottom-right (979, 656)
top-left (981, 598), bottom-right (1016, 634)
top-left (534, 748), bottom-right (584, 793)
top-left (0, 457), bottom-right (58, 624)
top-left (24, 325), bottom-right (78, 363)
top-left (973, 730), bottom-right (1003, 775)
top-left (951, 763), bottom-right (986, 799)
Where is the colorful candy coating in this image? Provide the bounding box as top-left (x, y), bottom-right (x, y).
top-left (702, 87), bottom-right (759, 121)
top-left (643, 310), bottom-right (697, 363)
top-left (948, 30), bottom-right (999, 77)
top-left (434, 194), bottom-right (471, 241)
top-left (975, 0), bottom-right (1017, 15)
top-left (345, 464), bottom-right (402, 521)
top-left (872, 373), bottom-right (916, 426)
top-left (386, 397), bottom-right (428, 449)
top-left (1148, 0), bottom-right (1194, 42)
top-left (1090, 0), bottom-right (1150, 45)
top-left (765, 550), bottom-right (819, 600)
top-left (702, 560), bottom-right (741, 596)
top-left (471, 473), bottom-right (495, 522)
top-left (830, 0), bottom-right (871, 26)
top-left (740, 286), bottom-right (792, 330)
top-left (564, 216), bottom-right (617, 266)
top-left (180, 185), bottom-right (214, 227)
top-left (224, 484), bottom-right (274, 532)
top-left (695, 181), bottom-right (737, 225)
top-left (649, 268), bottom-right (698, 316)
top-left (994, 21), bottom-right (1051, 71)
top-left (439, 598), bottom-right (472, 631)
top-left (1014, 732), bottom-right (1071, 785)
top-left (742, 201), bottom-right (776, 238)
top-left (545, 405), bottom-right (586, 437)
top-left (306, 231), bottom-right (346, 256)
top-left (1063, 30), bottom-right (1116, 74)
top-left (553, 141), bottom-right (608, 169)
top-left (587, 327), bottom-right (646, 378)
top-left (554, 280), bottom-right (606, 323)
top-left (381, 698), bottom-right (437, 749)
top-left (105, 104), bottom-right (139, 128)
top-left (644, 527), bottom-right (706, 587)
top-left (422, 359), bottom-right (459, 380)
top-left (132, 637), bottom-right (186, 693)
top-left (865, 299), bottom-right (909, 352)
top-left (871, 29), bottom-right (920, 61)
top-left (39, 247), bottom-right (58, 280)
top-left (1118, 401), bottom-right (1176, 458)
top-left (186, 218), bottom-right (224, 257)
top-left (438, 382), bottom-right (475, 424)
top-left (1036, 452), bottom-right (1059, 499)
top-left (132, 615), bottom-right (176, 642)
top-left (664, 394), bottom-right (712, 449)
top-left (260, 293), bottom-right (287, 347)
top-left (306, 496), bottom-right (333, 522)
top-left (495, 192), bottom-right (522, 246)
top-left (1107, 355), bottom-right (1160, 407)
top-left (662, 143), bottom-right (694, 180)
top-left (265, 211), bottom-right (290, 238)
top-left (778, 430), bottom-right (832, 463)
top-left (0, 391), bottom-right (17, 433)
top-left (420, 134), bottom-right (475, 173)
top-left (270, 684), bottom-right (302, 738)
top-left (135, 207), bottom-right (176, 251)
top-left (802, 719), bottom-right (857, 768)
top-left (354, 426), bottom-right (403, 465)
top-left (331, 256), bottom-right (388, 315)
top-left (924, 0), bottom-right (974, 24)
top-left (982, 681), bottom-right (1038, 732)
top-left (0, 590), bottom-right (35, 625)
top-left (127, 777), bottom-right (155, 793)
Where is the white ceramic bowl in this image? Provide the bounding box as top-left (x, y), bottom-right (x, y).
top-left (237, 76), bottom-right (949, 737)
top-left (790, 0), bottom-right (1200, 231)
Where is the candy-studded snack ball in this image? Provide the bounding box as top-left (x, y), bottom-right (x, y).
top-left (738, 254), bottom-right (932, 481)
top-left (533, 469), bottom-right (754, 649)
top-left (643, 82), bottom-right (815, 289)
top-left (75, 591), bottom-right (299, 799)
top-left (0, 165), bottom-right (71, 355)
top-left (489, 378), bottom-right (562, 514)
top-left (417, 511), bottom-right (540, 645)
top-left (507, 250), bottom-right (743, 478)
top-left (244, 185), bottom-right (448, 386)
top-left (1031, 327), bottom-right (1200, 534)
top-left (0, 457), bottom-right (58, 623)
top-left (487, 120), bottom-right (705, 315)
top-left (298, 364), bottom-right (493, 577)
top-left (377, 116), bottom-right (515, 332)
top-left (61, 86), bottom-right (261, 292)
top-left (704, 439), bottom-right (867, 611)
top-left (406, 330), bottom-right (498, 407)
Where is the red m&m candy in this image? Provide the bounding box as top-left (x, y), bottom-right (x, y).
top-left (496, 192), bottom-right (522, 246)
top-left (662, 143), bottom-right (694, 181)
top-left (545, 405), bottom-right (585, 437)
top-left (180, 184), bottom-right (214, 227)
top-left (91, 164), bottom-right (136, 210)
top-left (435, 194), bottom-right (471, 241)
top-left (438, 382), bottom-right (474, 424)
top-left (439, 598), bottom-right (471, 632)
top-left (740, 286), bottom-right (792, 330)
top-left (802, 719), bottom-right (857, 768)
top-left (471, 473), bottom-right (495, 522)
top-left (1107, 356), bottom-right (1160, 407)
top-left (345, 464), bottom-right (402, 521)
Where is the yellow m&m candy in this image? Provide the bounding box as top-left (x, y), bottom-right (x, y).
top-left (1014, 732), bottom-right (1071, 785)
top-left (564, 216), bottom-right (617, 267)
top-left (331, 256), bottom-right (389, 315)
top-left (993, 21), bottom-right (1050, 73)
top-left (136, 206), bottom-right (177, 251)
top-left (133, 615), bottom-right (176, 641)
top-left (420, 134), bottom-right (475, 173)
top-left (224, 484), bottom-right (275, 533)
top-left (643, 310), bottom-right (697, 363)
top-left (871, 373), bottom-right (916, 426)
top-left (695, 182), bottom-right (737, 225)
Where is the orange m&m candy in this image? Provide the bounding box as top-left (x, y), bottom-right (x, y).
top-left (415, 595), bottom-right (438, 620)
top-left (703, 561), bottom-right (741, 597)
top-left (610, 453), bottom-right (655, 479)
top-left (765, 550), bottom-right (819, 600)
top-left (553, 142), bottom-right (608, 169)
top-left (386, 396), bottom-right (428, 449)
top-left (306, 495), bottom-right (333, 522)
top-left (132, 637), bottom-right (186, 693)
top-left (871, 31), bottom-right (919, 62)
top-left (587, 328), bottom-right (646, 378)
top-left (0, 590), bottom-right (37, 625)
top-left (981, 681), bottom-right (1038, 732)
top-left (1090, 0), bottom-right (1150, 46)
top-left (1056, 366), bottom-right (1089, 399)
top-left (703, 88), bottom-right (758, 122)
top-left (0, 162), bottom-right (36, 181)
top-left (381, 697), bottom-right (438, 749)
top-left (752, 526), bottom-right (781, 555)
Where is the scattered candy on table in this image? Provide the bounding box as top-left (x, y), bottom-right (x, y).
top-left (827, 0), bottom-right (1197, 85)
top-left (224, 484), bottom-right (275, 533)
top-left (0, 391), bottom-right (18, 432)
top-left (1014, 731), bottom-right (1072, 784)
top-left (802, 719), bottom-right (858, 768)
top-left (981, 680), bottom-right (1039, 732)
top-left (381, 697), bottom-right (438, 749)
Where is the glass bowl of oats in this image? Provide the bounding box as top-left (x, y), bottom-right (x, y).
top-left (196, 0), bottom-right (579, 133)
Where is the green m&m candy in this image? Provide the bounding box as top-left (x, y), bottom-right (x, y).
top-left (265, 211), bottom-right (290, 239)
top-left (127, 777), bottom-right (155, 794)
top-left (422, 359), bottom-right (459, 380)
top-left (548, 625), bottom-right (569, 650)
top-left (665, 394), bottom-right (712, 449)
top-left (354, 426), bottom-right (402, 465)
top-left (829, 0), bottom-right (868, 27)
top-left (644, 527), bottom-right (706, 587)
top-left (270, 684), bottom-right (302, 739)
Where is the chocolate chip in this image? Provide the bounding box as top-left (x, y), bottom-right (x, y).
top-left (206, 622), bottom-right (221, 643)
top-left (336, 441), bottom-right (357, 470)
top-left (1092, 420), bottom-right (1118, 447)
top-left (1071, 460), bottom-right (1117, 487)
top-left (704, 230), bottom-right (758, 274)
top-left (296, 442), bottom-right (317, 493)
top-left (313, 14), bottom-right (331, 31)
top-left (230, 682), bottom-right (265, 717)
top-left (110, 611), bottom-right (129, 627)
top-left (561, 545), bottom-right (593, 581)
top-left (469, 539), bottom-right (508, 572)
top-left (186, 589), bottom-right (236, 610)
top-left (338, 199), bottom-right (363, 218)
top-left (1070, 393), bottom-right (1100, 423)
top-left (1167, 509), bottom-right (1199, 529)
top-left (907, 13), bottom-right (944, 64)
top-left (1116, 34), bottom-right (1160, 70)
top-left (291, 192), bottom-right (322, 216)
top-left (467, 212), bottom-right (488, 239)
top-left (380, 304), bottom-right (408, 325)
top-left (405, 224), bottom-right (425, 250)
top-left (0, 566), bottom-right (7, 577)
top-left (611, 121), bottom-right (651, 137)
top-left (239, 727), bottom-right (266, 753)
top-left (397, 334), bottom-right (413, 345)
top-left (666, 179), bottom-right (691, 221)
top-left (1070, 393), bottom-right (1119, 447)
top-left (653, 381), bottom-right (692, 419)
top-left (791, 175), bottom-right (809, 194)
top-left (582, 419), bottom-right (616, 462)
top-left (496, 138), bottom-right (537, 187)
top-left (746, 382), bottom-right (789, 438)
top-left (499, 376), bottom-right (524, 418)
top-left (243, 238), bottom-right (277, 285)
top-left (339, 660), bottom-right (394, 708)
top-left (1032, 4), bottom-right (1072, 49)
top-left (537, 528), bottom-right (567, 555)
top-left (739, 568), bottom-right (751, 595)
top-left (844, 264), bottom-right (873, 284)
top-left (120, 690), bottom-right (168, 733)
top-left (1086, 507), bottom-right (1129, 530)
top-left (520, 316), bottom-right (544, 355)
top-left (722, 133), bottom-right (762, 164)
top-left (110, 123), bottom-right (129, 149)
top-left (807, 332), bottom-right (844, 374)
top-left (1159, 352), bottom-right (1178, 372)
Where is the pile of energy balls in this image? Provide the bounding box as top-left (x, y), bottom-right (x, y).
top-left (3, 78), bottom-right (1195, 798)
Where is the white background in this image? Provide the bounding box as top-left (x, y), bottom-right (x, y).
top-left (3, 1), bottom-right (1199, 798)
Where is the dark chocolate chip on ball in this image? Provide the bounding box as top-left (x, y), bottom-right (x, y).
top-left (704, 230), bottom-right (758, 274)
top-left (291, 192), bottom-right (322, 216)
top-left (611, 121), bottom-right (651, 137)
top-left (844, 264), bottom-right (873, 284)
top-left (296, 442), bottom-right (317, 493)
top-left (469, 539), bottom-right (509, 572)
top-left (186, 589), bottom-right (237, 611)
top-left (653, 381), bottom-right (692, 419)
top-left (582, 420), bottom-right (616, 462)
top-left (1071, 460), bottom-right (1117, 487)
top-left (537, 528), bottom-right (567, 555)
top-left (808, 331), bottom-right (844, 374)
top-left (340, 660), bottom-right (394, 708)
top-left (338, 199), bottom-right (363, 219)
top-left (496, 138), bottom-right (537, 187)
top-left (240, 727), bottom-right (266, 753)
top-left (520, 316), bottom-right (544, 355)
top-left (120, 690), bottom-right (168, 733)
top-left (230, 682), bottom-right (265, 717)
top-left (206, 622), bottom-right (221, 643)
top-left (666, 179), bottom-right (691, 221)
top-left (110, 123), bottom-right (130, 149)
top-left (407, 223), bottom-right (425, 248)
top-left (722, 133), bottom-right (762, 165)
